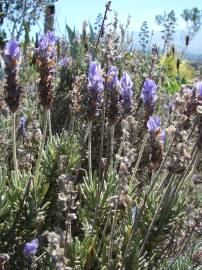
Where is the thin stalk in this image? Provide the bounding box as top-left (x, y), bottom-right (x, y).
top-left (138, 174), bottom-right (175, 257)
top-left (64, 214), bottom-right (72, 257)
top-left (47, 109), bottom-right (52, 143)
top-left (98, 80), bottom-right (107, 182)
top-left (34, 109), bottom-right (48, 183)
top-left (109, 124), bottom-right (115, 170)
top-left (88, 121), bottom-right (93, 182)
top-left (94, 1), bottom-right (111, 57)
top-left (84, 120), bottom-right (92, 143)
top-left (97, 210), bottom-right (111, 254)
top-left (12, 112), bottom-right (18, 180)
top-left (114, 131), bottom-right (127, 171)
top-left (176, 148), bottom-right (198, 193)
top-left (131, 134), bottom-right (148, 183)
top-left (155, 171), bottom-right (169, 197)
top-left (108, 204), bottom-right (118, 269)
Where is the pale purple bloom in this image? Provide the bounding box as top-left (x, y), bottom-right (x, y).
top-left (164, 102), bottom-right (173, 111)
top-left (120, 71), bottom-right (133, 113)
top-left (59, 57), bottom-right (69, 67)
top-left (87, 61), bottom-right (104, 118)
top-left (87, 61), bottom-right (104, 95)
top-left (147, 116), bottom-right (161, 133)
top-left (23, 239), bottom-right (39, 259)
top-left (36, 31), bottom-right (57, 59)
top-left (196, 81), bottom-right (202, 97)
top-left (107, 66), bottom-right (119, 90)
top-left (141, 79), bottom-right (158, 107)
top-left (161, 129), bottom-right (166, 144)
top-left (18, 116), bottom-right (27, 137)
top-left (4, 40), bottom-right (21, 61)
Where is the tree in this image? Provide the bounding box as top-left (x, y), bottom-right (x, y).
top-left (138, 21), bottom-right (149, 54)
top-left (155, 10), bottom-right (177, 51)
top-left (181, 7), bottom-right (202, 38)
top-left (0, 0), bottom-right (57, 41)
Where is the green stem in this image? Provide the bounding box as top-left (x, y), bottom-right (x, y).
top-left (97, 210), bottom-right (111, 254)
top-left (131, 134), bottom-right (148, 183)
top-left (88, 121), bottom-right (93, 182)
top-left (47, 109), bottom-right (52, 143)
top-left (108, 204), bottom-right (118, 269)
top-left (12, 112), bottom-right (18, 179)
top-left (34, 109), bottom-right (48, 183)
top-left (109, 124), bottom-right (115, 171)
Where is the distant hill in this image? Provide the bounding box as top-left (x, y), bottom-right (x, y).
top-left (133, 29), bottom-right (202, 62)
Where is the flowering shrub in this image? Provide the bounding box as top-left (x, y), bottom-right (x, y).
top-left (0, 2), bottom-right (202, 270)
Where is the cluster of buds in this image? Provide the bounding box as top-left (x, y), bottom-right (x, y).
top-left (35, 31), bottom-right (57, 109)
top-left (147, 116), bottom-right (165, 170)
top-left (3, 40), bottom-right (21, 113)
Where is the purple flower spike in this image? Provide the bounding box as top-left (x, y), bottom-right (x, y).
top-left (161, 129), bottom-right (166, 144)
top-left (3, 40), bottom-right (21, 112)
top-left (141, 79), bottom-right (158, 107)
top-left (18, 116), bottom-right (27, 137)
top-left (147, 116), bottom-right (161, 133)
top-left (36, 31), bottom-right (57, 59)
top-left (23, 239), bottom-right (39, 259)
top-left (4, 40), bottom-right (21, 61)
top-left (120, 71), bottom-right (133, 113)
top-left (196, 81), bottom-right (202, 98)
top-left (87, 61), bottom-right (104, 95)
top-left (87, 61), bottom-right (104, 119)
top-left (59, 56), bottom-right (69, 67)
top-left (107, 66), bottom-right (119, 90)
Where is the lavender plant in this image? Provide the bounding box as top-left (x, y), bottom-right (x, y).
top-left (0, 2), bottom-right (202, 270)
top-left (4, 40), bottom-right (21, 179)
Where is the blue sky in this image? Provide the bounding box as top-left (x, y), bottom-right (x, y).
top-left (50, 0), bottom-right (202, 35)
